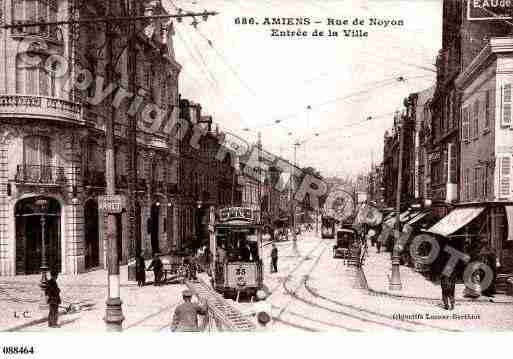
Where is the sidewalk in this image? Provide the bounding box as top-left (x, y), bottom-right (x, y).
top-left (363, 245), bottom-right (513, 305)
top-left (0, 262), bottom-right (185, 332)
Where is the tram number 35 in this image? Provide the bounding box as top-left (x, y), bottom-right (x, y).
top-left (235, 268), bottom-right (246, 276)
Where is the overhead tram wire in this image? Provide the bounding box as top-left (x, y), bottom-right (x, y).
top-left (175, 25), bottom-right (220, 90)
top-left (195, 29), bottom-right (258, 98)
top-left (251, 77), bottom-right (409, 131)
top-left (170, 0), bottom-right (258, 130)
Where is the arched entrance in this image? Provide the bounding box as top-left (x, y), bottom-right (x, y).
top-left (15, 197), bottom-right (61, 275)
top-left (150, 203), bottom-right (160, 254)
top-left (84, 199), bottom-right (100, 269)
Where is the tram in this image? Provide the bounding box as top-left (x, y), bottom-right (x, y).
top-left (210, 207), bottom-right (264, 299)
top-left (321, 215), bottom-right (337, 239)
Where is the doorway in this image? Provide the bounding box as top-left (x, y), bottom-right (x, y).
top-left (84, 199), bottom-right (100, 269)
top-left (150, 203), bottom-right (160, 254)
top-left (15, 197), bottom-right (61, 275)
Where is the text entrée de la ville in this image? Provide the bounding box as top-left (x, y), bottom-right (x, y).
top-left (233, 17), bottom-right (405, 38)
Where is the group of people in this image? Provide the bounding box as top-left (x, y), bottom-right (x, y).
top-left (135, 253), bottom-right (164, 287)
top-left (361, 224), bottom-right (499, 311)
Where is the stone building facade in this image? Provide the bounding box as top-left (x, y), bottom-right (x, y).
top-left (454, 37), bottom-right (513, 272)
top-left (430, 0), bottom-right (512, 216)
top-left (0, 0), bottom-right (180, 276)
top-left (176, 98), bottom-right (240, 252)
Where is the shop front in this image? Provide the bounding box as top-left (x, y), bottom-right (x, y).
top-left (419, 203), bottom-right (513, 292)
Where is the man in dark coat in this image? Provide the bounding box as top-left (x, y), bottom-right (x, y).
top-left (441, 269), bottom-right (457, 310)
top-left (45, 270), bottom-right (61, 328)
top-left (171, 290), bottom-right (207, 332)
top-left (271, 243), bottom-right (278, 273)
top-left (136, 254), bottom-right (146, 287)
top-left (147, 254), bottom-right (163, 286)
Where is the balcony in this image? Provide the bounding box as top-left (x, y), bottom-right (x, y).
top-left (83, 170), bottom-right (106, 188)
top-left (0, 95), bottom-right (82, 124)
top-left (15, 165), bottom-right (66, 185)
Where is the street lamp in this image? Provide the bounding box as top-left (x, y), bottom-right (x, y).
top-left (35, 197), bottom-right (49, 309)
top-left (389, 111), bottom-right (405, 291)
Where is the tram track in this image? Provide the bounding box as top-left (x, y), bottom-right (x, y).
top-left (303, 279), bottom-right (462, 332)
top-left (278, 239), bottom-right (437, 332)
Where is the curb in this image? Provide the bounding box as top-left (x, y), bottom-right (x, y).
top-left (362, 269), bottom-right (513, 306)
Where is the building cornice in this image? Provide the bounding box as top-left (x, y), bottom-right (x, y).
top-left (455, 37), bottom-right (513, 90)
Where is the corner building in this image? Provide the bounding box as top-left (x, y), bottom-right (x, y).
top-left (0, 0), bottom-right (180, 276)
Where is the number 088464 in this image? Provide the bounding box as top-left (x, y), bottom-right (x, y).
top-left (2, 346), bottom-right (35, 355)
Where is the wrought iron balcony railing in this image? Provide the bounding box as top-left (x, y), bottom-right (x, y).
top-left (15, 165), bottom-right (66, 185)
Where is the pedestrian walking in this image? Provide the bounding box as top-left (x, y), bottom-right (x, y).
top-left (441, 270), bottom-right (457, 310)
top-left (271, 243), bottom-right (278, 273)
top-left (45, 270), bottom-right (61, 328)
top-left (170, 289), bottom-right (207, 332)
top-left (147, 254), bottom-right (163, 286)
top-left (136, 254), bottom-right (146, 287)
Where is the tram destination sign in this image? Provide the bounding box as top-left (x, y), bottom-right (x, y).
top-left (219, 207), bottom-right (253, 222)
top-left (99, 195), bottom-right (123, 214)
top-left (468, 0), bottom-right (513, 20)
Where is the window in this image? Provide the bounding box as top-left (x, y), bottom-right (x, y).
top-left (12, 0), bottom-right (58, 39)
top-left (474, 167), bottom-right (482, 200)
top-left (448, 96), bottom-right (453, 130)
top-left (23, 136), bottom-right (51, 166)
top-left (462, 106), bottom-right (470, 142)
top-left (502, 84), bottom-right (512, 128)
top-left (499, 156), bottom-right (512, 199)
top-left (485, 89), bottom-right (491, 129)
top-left (473, 100), bottom-right (479, 139)
top-left (16, 53), bottom-right (59, 96)
top-left (464, 168), bottom-right (470, 201)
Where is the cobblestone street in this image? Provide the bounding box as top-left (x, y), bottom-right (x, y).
top-left (2, 233), bottom-right (513, 332)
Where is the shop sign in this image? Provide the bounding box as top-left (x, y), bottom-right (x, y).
top-left (219, 207), bottom-right (253, 222)
top-left (99, 195), bottom-right (123, 214)
top-left (468, 0), bottom-right (513, 20)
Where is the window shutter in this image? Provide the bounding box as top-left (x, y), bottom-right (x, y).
top-left (502, 84), bottom-right (512, 128)
top-left (499, 156), bottom-right (512, 198)
top-left (485, 90), bottom-right (490, 128)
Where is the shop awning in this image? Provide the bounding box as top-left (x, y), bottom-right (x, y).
top-left (406, 211), bottom-right (430, 226)
top-left (384, 210), bottom-right (413, 227)
top-left (506, 206), bottom-right (513, 241)
top-left (427, 207), bottom-right (485, 237)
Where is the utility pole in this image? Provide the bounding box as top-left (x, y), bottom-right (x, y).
top-left (258, 132), bottom-right (262, 223)
top-left (127, 0), bottom-right (139, 282)
top-left (292, 141), bottom-right (300, 242)
top-left (390, 111), bottom-right (404, 291)
top-left (104, 18), bottom-right (124, 331)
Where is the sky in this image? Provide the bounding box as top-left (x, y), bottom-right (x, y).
top-left (162, 0), bottom-right (442, 179)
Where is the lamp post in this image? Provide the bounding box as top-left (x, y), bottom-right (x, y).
top-left (389, 112), bottom-right (404, 291)
top-left (36, 197), bottom-right (49, 309)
